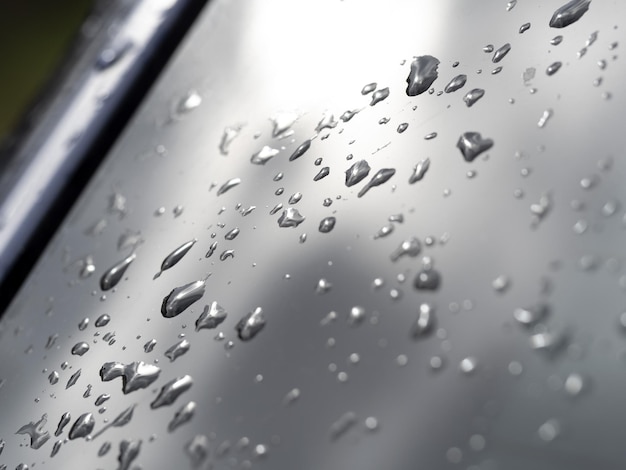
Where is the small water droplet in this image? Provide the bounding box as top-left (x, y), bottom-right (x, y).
top-left (348, 306), bottom-right (366, 325)
top-left (319, 217), bottom-right (336, 233)
top-left (271, 112), bottom-right (298, 137)
top-left (176, 90), bottom-right (202, 115)
top-left (71, 342), bottom-right (90, 356)
top-left (224, 228), bottom-right (240, 241)
top-left (538, 419), bottom-right (560, 441)
top-left (314, 167), bottom-right (330, 181)
top-left (424, 132), bottom-right (438, 140)
top-left (412, 303), bottom-right (435, 338)
top-left (513, 303), bottom-right (548, 326)
top-left (66, 369), bottom-right (82, 389)
top-left (236, 307), bottom-right (266, 341)
top-left (361, 82), bottom-right (377, 94)
top-left (100, 253), bottom-right (136, 291)
top-left (549, 0), bottom-right (591, 28)
top-left (48, 370), bottom-right (59, 385)
top-left (457, 132), bottom-right (493, 162)
top-left (358, 168), bottom-right (395, 197)
top-left (168, 401), bottom-right (197, 432)
top-left (492, 43), bottom-right (511, 63)
top-left (68, 413), bottom-right (95, 440)
top-left (186, 435), bottom-right (210, 467)
top-left (370, 87), bottom-right (390, 106)
top-left (459, 357), bottom-right (478, 374)
top-left (316, 113), bottom-right (338, 132)
top-left (151, 375), bottom-right (193, 409)
top-left (277, 207), bottom-right (306, 228)
top-left (329, 411), bottom-right (357, 440)
top-left (537, 109), bottom-right (554, 128)
top-left (390, 237), bottom-right (421, 261)
top-left (564, 373), bottom-right (584, 396)
top-left (546, 61), bottom-right (562, 76)
top-left (161, 280), bottom-right (206, 318)
top-left (16, 414), bottom-right (50, 449)
top-left (492, 275), bottom-right (510, 293)
top-left (219, 125), bottom-right (243, 155)
top-left (506, 0), bottom-right (517, 10)
top-left (288, 192), bottom-right (303, 204)
top-left (413, 268), bottom-right (441, 290)
top-left (406, 55), bottom-right (440, 96)
top-left (551, 35), bottom-right (564, 45)
top-left (50, 439), bottom-right (62, 458)
top-left (340, 109), bottom-right (359, 122)
top-left (164, 339), bottom-right (191, 362)
top-left (444, 74), bottom-right (467, 93)
top-left (519, 22), bottom-right (531, 33)
top-left (483, 44), bottom-right (494, 53)
top-left (397, 122), bottom-right (409, 133)
top-left (289, 140), bottom-right (312, 161)
top-left (345, 160), bottom-right (371, 187)
top-left (205, 241), bottom-right (218, 258)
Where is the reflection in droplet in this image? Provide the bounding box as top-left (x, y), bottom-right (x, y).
top-left (406, 55), bottom-right (440, 96)
top-left (236, 307), bottom-right (266, 341)
top-left (151, 375), bottom-right (193, 409)
top-left (176, 91), bottom-right (202, 115)
top-left (100, 253), bottom-right (136, 291)
top-left (549, 0), bottom-right (591, 28)
top-left (161, 280), bottom-right (206, 318)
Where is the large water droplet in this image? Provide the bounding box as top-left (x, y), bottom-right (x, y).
top-left (168, 401), bottom-right (196, 432)
top-left (457, 132), bottom-right (494, 162)
top-left (151, 375), bottom-right (193, 409)
top-left (444, 74), bottom-right (467, 93)
top-left (492, 43), bottom-right (511, 63)
top-left (95, 314), bottom-right (111, 327)
top-left (99, 361), bottom-right (161, 394)
top-left (463, 88), bottom-right (485, 107)
top-left (100, 253), bottom-right (136, 291)
top-left (161, 280), bottom-right (206, 318)
top-left (358, 168), bottom-right (396, 197)
top-left (157, 239), bottom-right (196, 276)
top-left (409, 158), bottom-right (430, 183)
top-left (68, 413), bottom-right (95, 440)
top-left (71, 342), bottom-right (89, 356)
top-left (412, 303), bottom-right (435, 337)
top-left (165, 339), bottom-right (190, 362)
top-left (413, 268), bottom-right (441, 290)
top-left (549, 0), bottom-right (591, 28)
top-left (319, 217), bottom-right (336, 233)
top-left (118, 439), bottom-right (142, 470)
top-left (251, 146), bottom-right (280, 165)
top-left (16, 414), bottom-right (50, 449)
top-left (196, 301), bottom-right (228, 331)
top-left (406, 55), bottom-right (440, 96)
top-left (345, 160), bottom-right (371, 187)
top-left (277, 207), bottom-right (305, 228)
top-left (370, 87), bottom-right (390, 106)
top-left (236, 307), bottom-right (266, 341)
top-left (289, 140), bottom-right (311, 161)
top-left (217, 177), bottom-right (241, 196)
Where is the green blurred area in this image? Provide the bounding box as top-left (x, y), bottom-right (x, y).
top-left (0, 0), bottom-right (94, 142)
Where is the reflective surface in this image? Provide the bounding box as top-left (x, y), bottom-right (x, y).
top-left (1, 0), bottom-right (626, 468)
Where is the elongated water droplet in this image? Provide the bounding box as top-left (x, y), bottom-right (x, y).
top-left (345, 160), bottom-right (371, 187)
top-left (98, 441), bottom-right (111, 456)
top-left (277, 207), bottom-right (305, 228)
top-left (186, 435), bottom-right (210, 467)
top-left (506, 0), bottom-right (517, 10)
top-left (514, 303), bottom-right (548, 326)
top-left (348, 306), bottom-right (366, 325)
top-left (370, 87), bottom-right (390, 105)
top-left (408, 158), bottom-right (430, 184)
top-left (397, 122), bottom-right (409, 133)
top-left (463, 88), bottom-right (485, 107)
top-left (151, 375), bottom-right (193, 409)
top-left (361, 82), bottom-right (377, 94)
top-left (444, 74), bottom-right (467, 93)
top-left (358, 168), bottom-right (396, 197)
top-left (95, 394), bottom-right (110, 406)
top-left (551, 35), bottom-right (564, 45)
top-left (390, 237), bottom-right (421, 261)
top-left (406, 55), bottom-right (440, 96)
top-left (158, 239), bottom-right (196, 276)
top-left (205, 241), bottom-right (218, 258)
top-left (549, 0), bottom-right (591, 28)
top-left (71, 342), bottom-right (89, 356)
top-left (319, 217), bottom-right (336, 233)
top-left (168, 401), bottom-right (196, 432)
top-left (217, 177), bottom-right (241, 196)
top-left (165, 339), bottom-right (190, 362)
top-left (236, 307), bottom-right (266, 341)
top-left (289, 140), bottom-right (311, 161)
top-left (424, 132), bottom-right (437, 140)
top-left (219, 125), bottom-right (243, 155)
top-left (329, 411), bottom-right (357, 440)
top-left (143, 338), bottom-right (156, 353)
top-left (412, 303), bottom-right (435, 337)
top-left (546, 61), bottom-right (562, 76)
top-left (68, 413), bottom-right (95, 440)
top-left (251, 146), bottom-right (279, 165)
top-left (95, 314), bottom-right (110, 327)
top-left (196, 301), bottom-right (228, 331)
top-left (66, 369), bottom-right (81, 389)
top-left (99, 361), bottom-right (161, 394)
top-left (492, 43), bottom-right (511, 63)
top-left (100, 253), bottom-right (136, 291)
top-left (78, 317), bottom-right (89, 330)
top-left (340, 109), bottom-right (359, 122)
top-left (224, 228), bottom-right (240, 241)
top-left (161, 280), bottom-right (206, 318)
top-left (48, 370), bottom-right (59, 385)
top-left (374, 224), bottom-right (394, 239)
top-left (50, 440), bottom-right (62, 458)
top-left (118, 439), bottom-right (142, 470)
top-left (537, 108), bottom-right (553, 128)
top-left (288, 192), bottom-right (303, 204)
top-left (457, 132), bottom-right (494, 162)
top-left (16, 414), bottom-right (50, 449)
top-left (314, 167), bottom-right (330, 181)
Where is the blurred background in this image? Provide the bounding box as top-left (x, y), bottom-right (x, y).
top-left (0, 0), bottom-right (93, 144)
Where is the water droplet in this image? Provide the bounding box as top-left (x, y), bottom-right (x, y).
top-left (463, 88), bottom-right (485, 107)
top-left (151, 375), bottom-right (193, 408)
top-left (564, 373), bottom-right (584, 396)
top-left (251, 146), bottom-right (280, 165)
top-left (143, 338), bottom-right (157, 353)
top-left (538, 419), bottom-right (560, 441)
top-left (48, 370), bottom-right (59, 385)
top-left (219, 125), bottom-right (243, 155)
top-left (319, 217), bottom-right (336, 233)
top-left (161, 280), bottom-right (206, 318)
top-left (506, 0), bottom-right (517, 10)
top-left (397, 122), bottom-right (409, 133)
top-left (551, 35), bottom-right (564, 45)
top-left (168, 401), bottom-right (196, 432)
top-left (314, 167), bottom-right (330, 181)
top-left (444, 74), bottom-right (467, 93)
top-left (340, 109), bottom-right (359, 122)
top-left (99, 361), bottom-right (161, 393)
top-left (491, 66), bottom-right (503, 75)
top-left (66, 369), bottom-right (82, 389)
top-left (270, 203), bottom-right (283, 215)
top-left (316, 113), bottom-right (338, 132)
top-left (205, 241), bottom-right (218, 258)
top-left (176, 90), bottom-right (202, 115)
top-left (271, 111), bottom-right (298, 137)
top-left (549, 0), bottom-right (591, 28)
top-left (95, 394), bottom-right (110, 406)
top-left (361, 82), bottom-right (377, 94)
top-left (277, 207), bottom-right (306, 228)
top-left (330, 411), bottom-right (357, 440)
top-left (457, 132), bottom-right (494, 162)
top-left (186, 435), bottom-right (210, 467)
top-left (513, 303), bottom-right (548, 326)
top-left (530, 330), bottom-right (565, 353)
top-left (369, 87), bottom-right (390, 106)
top-left (537, 109), bottom-right (554, 128)
top-left (546, 61), bottom-right (562, 76)
top-left (289, 140), bottom-right (311, 161)
top-left (224, 228), bottom-right (240, 241)
top-left (164, 339), bottom-right (190, 362)
top-left (156, 239), bottom-right (196, 277)
top-left (118, 439), bottom-right (142, 470)
top-left (45, 334), bottom-right (58, 349)
top-left (100, 253), bottom-right (136, 291)
top-left (196, 301), bottom-right (228, 331)
top-left (68, 413), bottom-right (95, 440)
top-left (412, 303), bottom-right (435, 338)
top-left (283, 388), bottom-right (301, 405)
top-left (236, 307), bottom-right (266, 341)
top-left (413, 268), bottom-right (441, 290)
top-left (492, 275), bottom-right (510, 293)
top-left (459, 357), bottom-right (478, 374)
top-left (374, 224), bottom-right (394, 239)
top-left (492, 43), bottom-right (511, 63)
top-left (53, 412), bottom-right (71, 438)
top-left (345, 160), bottom-right (371, 187)
top-left (16, 414), bottom-right (50, 449)
top-left (98, 441), bottom-right (112, 456)
top-left (406, 55), bottom-right (440, 96)
top-left (483, 44), bottom-right (494, 53)
top-left (358, 168), bottom-right (396, 197)
top-left (348, 306), bottom-right (366, 325)
top-left (50, 439), bottom-right (62, 458)
top-left (71, 342), bottom-right (90, 356)
top-left (217, 177), bottom-right (241, 196)
top-left (424, 132), bottom-right (438, 140)
top-left (519, 22), bottom-right (531, 33)
top-left (409, 158), bottom-right (430, 183)
top-left (390, 237), bottom-right (421, 261)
